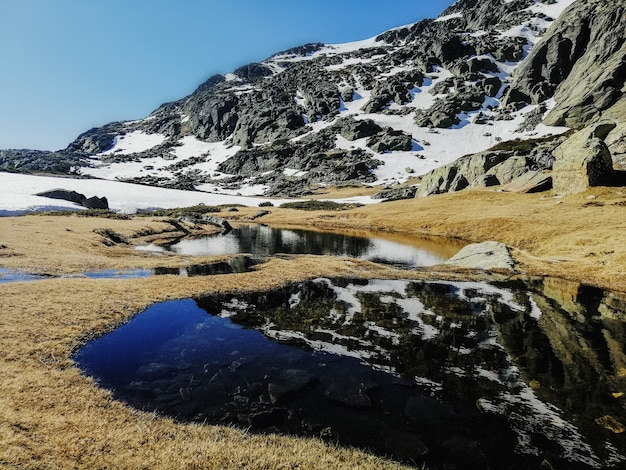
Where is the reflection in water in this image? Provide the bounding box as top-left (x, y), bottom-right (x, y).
top-left (0, 267), bottom-right (52, 283)
top-left (137, 225), bottom-right (463, 267)
top-left (75, 278), bottom-right (626, 469)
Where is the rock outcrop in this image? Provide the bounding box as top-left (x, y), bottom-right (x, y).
top-left (506, 0), bottom-right (626, 127)
top-left (36, 189), bottom-right (109, 210)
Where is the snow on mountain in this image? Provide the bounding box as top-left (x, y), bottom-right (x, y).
top-left (75, 1), bottom-right (572, 191)
top-left (0, 172), bottom-right (309, 216)
top-left (1, 0), bottom-right (605, 212)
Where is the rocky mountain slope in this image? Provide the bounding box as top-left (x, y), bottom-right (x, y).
top-left (2, 0), bottom-right (624, 199)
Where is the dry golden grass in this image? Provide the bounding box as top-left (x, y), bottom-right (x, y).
top-left (1, 257), bottom-right (424, 470)
top-left (245, 186), bottom-right (626, 292)
top-left (1, 185), bottom-right (626, 468)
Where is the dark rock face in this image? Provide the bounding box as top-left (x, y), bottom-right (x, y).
top-left (36, 189), bottom-right (109, 210)
top-left (0, 149), bottom-right (86, 174)
top-left (232, 63), bottom-right (274, 81)
top-left (415, 84), bottom-right (486, 128)
top-left (338, 117), bottom-right (383, 141)
top-left (66, 123), bottom-right (122, 154)
top-left (367, 128), bottom-right (414, 153)
top-left (507, 0), bottom-right (626, 127)
top-left (81, 196), bottom-right (109, 210)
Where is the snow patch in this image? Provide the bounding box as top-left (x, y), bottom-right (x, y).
top-left (435, 12), bottom-right (463, 22)
top-left (0, 172), bottom-right (295, 215)
top-left (97, 131), bottom-right (166, 156)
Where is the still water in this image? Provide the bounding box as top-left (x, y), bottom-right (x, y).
top-left (136, 225), bottom-right (465, 268)
top-left (75, 276), bottom-right (626, 469)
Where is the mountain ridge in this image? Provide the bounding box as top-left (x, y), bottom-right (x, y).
top-left (1, 0), bottom-right (624, 200)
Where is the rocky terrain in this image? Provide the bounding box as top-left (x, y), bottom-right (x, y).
top-left (1, 0), bottom-right (624, 200)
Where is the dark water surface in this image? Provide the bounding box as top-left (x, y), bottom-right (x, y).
top-left (75, 277), bottom-right (626, 469)
top-left (136, 225), bottom-right (464, 268)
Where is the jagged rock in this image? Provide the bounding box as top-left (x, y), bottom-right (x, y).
top-left (415, 85), bottom-right (486, 129)
top-left (432, 110), bottom-right (460, 129)
top-left (192, 74), bottom-right (226, 95)
top-left (552, 123), bottom-right (616, 195)
top-left (36, 189), bottom-right (86, 204)
top-left (0, 149), bottom-right (86, 174)
top-left (36, 189), bottom-right (110, 210)
top-left (82, 196), bottom-right (109, 210)
top-left (338, 118), bottom-right (382, 141)
top-left (367, 129), bottom-right (413, 153)
top-left (480, 76), bottom-right (502, 98)
top-left (441, 0), bottom-right (535, 31)
top-left (361, 73), bottom-right (423, 113)
top-left (233, 63), bottom-right (274, 81)
top-left (445, 241), bottom-right (516, 271)
top-left (606, 121), bottom-right (626, 169)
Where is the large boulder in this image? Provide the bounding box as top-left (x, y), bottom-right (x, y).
top-left (552, 123), bottom-right (616, 195)
top-left (367, 129), bottom-right (414, 153)
top-left (338, 118), bottom-right (383, 141)
top-left (445, 241), bottom-right (516, 272)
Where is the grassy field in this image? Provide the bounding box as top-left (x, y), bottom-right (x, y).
top-left (1, 186), bottom-right (625, 468)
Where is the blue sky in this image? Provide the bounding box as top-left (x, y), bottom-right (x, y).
top-left (0, 0), bottom-right (455, 150)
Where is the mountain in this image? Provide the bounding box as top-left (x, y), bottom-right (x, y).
top-left (2, 0), bottom-right (624, 200)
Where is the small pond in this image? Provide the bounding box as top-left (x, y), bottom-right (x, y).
top-left (75, 277), bottom-right (626, 469)
top-left (0, 256), bottom-right (261, 284)
top-left (136, 225), bottom-right (464, 268)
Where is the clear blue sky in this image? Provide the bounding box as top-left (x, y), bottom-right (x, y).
top-left (0, 0), bottom-right (455, 150)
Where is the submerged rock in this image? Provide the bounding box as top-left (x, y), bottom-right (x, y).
top-left (323, 375), bottom-right (379, 408)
